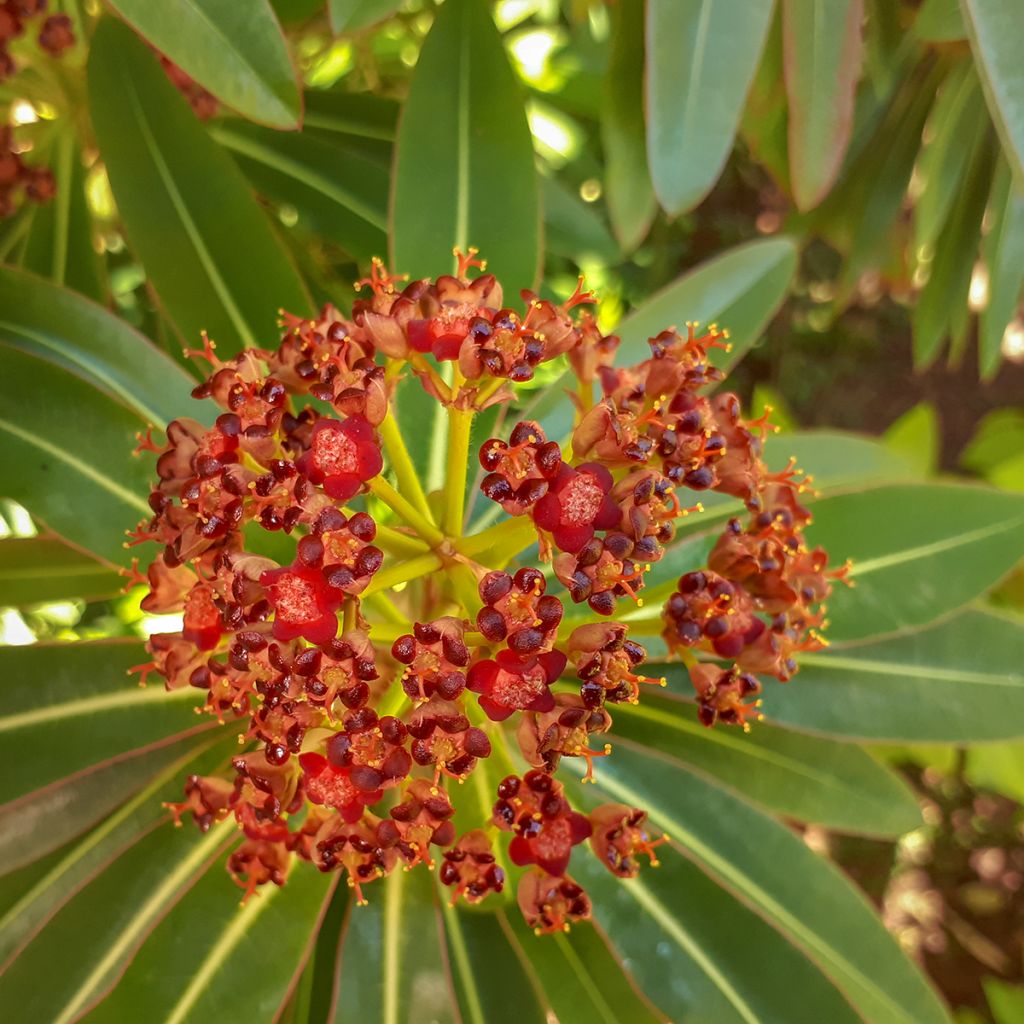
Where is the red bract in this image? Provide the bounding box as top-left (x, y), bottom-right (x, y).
top-left (589, 803), bottom-right (667, 878)
top-left (297, 416), bottom-right (382, 501)
top-left (259, 563), bottom-right (342, 645)
top-left (532, 462), bottom-right (620, 553)
top-left (467, 649), bottom-right (566, 722)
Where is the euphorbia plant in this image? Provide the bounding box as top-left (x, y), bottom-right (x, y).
top-left (130, 250), bottom-right (841, 932)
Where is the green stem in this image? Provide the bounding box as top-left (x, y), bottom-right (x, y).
top-left (367, 521), bottom-right (430, 557)
top-left (362, 591), bottom-right (409, 626)
top-left (443, 402), bottom-right (474, 536)
top-left (457, 515), bottom-right (537, 560)
top-left (364, 551), bottom-right (443, 596)
top-left (368, 476), bottom-right (446, 548)
top-left (377, 412), bottom-right (434, 520)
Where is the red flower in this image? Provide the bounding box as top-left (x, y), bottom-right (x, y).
top-left (440, 830), bottom-right (505, 905)
top-left (517, 870), bottom-right (591, 934)
top-left (532, 462), bottom-right (620, 553)
top-left (297, 415), bottom-right (382, 501)
top-left (259, 563), bottom-right (342, 645)
top-left (467, 649), bottom-right (566, 722)
top-left (181, 583), bottom-right (223, 651)
top-left (299, 752), bottom-right (383, 823)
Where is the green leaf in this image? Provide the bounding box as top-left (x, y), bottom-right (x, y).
top-left (575, 843), bottom-right (862, 1024)
top-left (979, 160), bottom-right (1024, 379)
top-left (962, 408), bottom-right (1024, 475)
top-left (19, 132), bottom-right (106, 302)
top-left (985, 978), bottom-right (1024, 1024)
top-left (767, 608), bottom-right (1024, 742)
top-left (0, 736), bottom-right (233, 970)
top-left (0, 536), bottom-right (121, 607)
top-left (0, 818), bottom-right (233, 1023)
top-left (805, 482), bottom-right (1024, 641)
top-left (616, 238), bottom-right (797, 376)
top-left (86, 853), bottom-right (333, 1023)
top-left (588, 747), bottom-right (951, 1024)
top-left (913, 62), bottom-right (988, 257)
top-left (211, 121), bottom-right (389, 266)
top-left (0, 639), bottom-right (207, 804)
top-left (104, 0), bottom-right (302, 129)
top-left (542, 176), bottom-right (619, 265)
top-left (501, 912), bottom-right (666, 1024)
top-left (442, 903), bottom-right (547, 1024)
top-left (0, 265), bottom-right (197, 428)
top-left (966, 740), bottom-right (1024, 802)
top-left (611, 694), bottom-right (922, 836)
top-left (962, 0), bottom-right (1024, 185)
top-left (0, 344), bottom-right (153, 567)
top-left (915, 0), bottom-right (966, 41)
top-left (913, 129), bottom-right (996, 368)
top-left (0, 730), bottom-right (221, 876)
top-left (330, 868), bottom-right (458, 1023)
top-left (782, 0), bottom-right (864, 210)
top-left (602, 0), bottom-right (656, 251)
top-left (741, 9), bottom-right (791, 192)
top-left (329, 0), bottom-right (401, 33)
top-left (645, 0), bottom-right (775, 214)
top-left (884, 402), bottom-right (940, 475)
top-left (88, 17), bottom-right (311, 358)
top-left (391, 0), bottom-right (540, 295)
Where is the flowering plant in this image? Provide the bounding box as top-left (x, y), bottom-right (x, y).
top-left (129, 251), bottom-right (843, 931)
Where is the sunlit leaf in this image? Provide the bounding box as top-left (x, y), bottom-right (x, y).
top-left (0, 536), bottom-right (121, 607)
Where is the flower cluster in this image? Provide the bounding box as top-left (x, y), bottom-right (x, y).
top-left (132, 251), bottom-right (838, 933)
top-left (0, 123), bottom-right (52, 218)
top-left (0, 1), bottom-right (73, 80)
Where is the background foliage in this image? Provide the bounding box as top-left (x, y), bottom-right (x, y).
top-left (1, 1), bottom-right (1023, 1022)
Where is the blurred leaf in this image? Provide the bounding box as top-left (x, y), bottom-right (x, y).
top-left (87, 854), bottom-right (333, 1024)
top-left (89, 17), bottom-right (311, 358)
top-left (741, 9), bottom-right (791, 191)
top-left (985, 979), bottom-right (1024, 1023)
top-left (105, 0), bottom-right (302, 129)
top-left (765, 608), bottom-right (1024, 742)
top-left (329, 0), bottom-right (402, 33)
top-left (783, 0), bottom-right (864, 210)
top-left (914, 63), bottom-right (988, 256)
top-left (616, 237), bottom-right (798, 367)
top-left (0, 536), bottom-right (121, 607)
top-left (302, 91), bottom-right (398, 141)
top-left (0, 639), bottom-right (207, 804)
top-left (19, 133), bottom-right (105, 302)
top-left (966, 740), bottom-right (1024, 802)
top-left (962, 407), bottom-right (1024, 474)
top-left (588, 747), bottom-right (950, 1024)
top-left (271, 0), bottom-right (324, 26)
top-left (330, 868), bottom-right (457, 1023)
top-left (612, 694), bottom-right (922, 836)
top-left (988, 452), bottom-right (1024, 491)
top-left (0, 344), bottom-right (152, 566)
top-left (541, 176), bottom-right (618, 265)
top-left (0, 730), bottom-right (221, 876)
top-left (0, 264), bottom-right (196, 427)
top-left (645, 0), bottom-right (774, 214)
top-left (500, 912), bottom-right (665, 1024)
top-left (913, 130), bottom-right (995, 368)
top-left (963, 0), bottom-right (1024, 184)
top-left (915, 0), bottom-right (966, 41)
top-left (750, 383), bottom-right (797, 432)
top-left (884, 402), bottom-right (940, 475)
top-left (391, 0), bottom-right (539, 296)
top-left (979, 160), bottom-right (1024, 379)
top-left (0, 819), bottom-right (233, 1023)
top-left (602, 0), bottom-right (656, 252)
top-left (211, 121), bottom-right (389, 265)
top-left (806, 482), bottom-right (1024, 641)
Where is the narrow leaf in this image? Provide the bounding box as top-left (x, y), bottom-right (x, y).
top-left (0, 536), bottom-right (121, 607)
top-left (602, 0), bottom-right (656, 251)
top-left (0, 265), bottom-right (196, 428)
top-left (805, 482), bottom-right (1024, 641)
top-left (646, 0), bottom-right (774, 214)
top-left (962, 0), bottom-right (1024, 184)
top-left (391, 0), bottom-right (540, 296)
top-left (915, 0), bottom-right (965, 41)
top-left (105, 0), bottom-right (302, 129)
top-left (329, 0), bottom-right (402, 34)
top-left (783, 0), bottom-right (865, 210)
top-left (765, 608), bottom-right (1024, 742)
top-left (0, 344), bottom-right (153, 566)
top-left (88, 17), bottom-right (311, 358)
